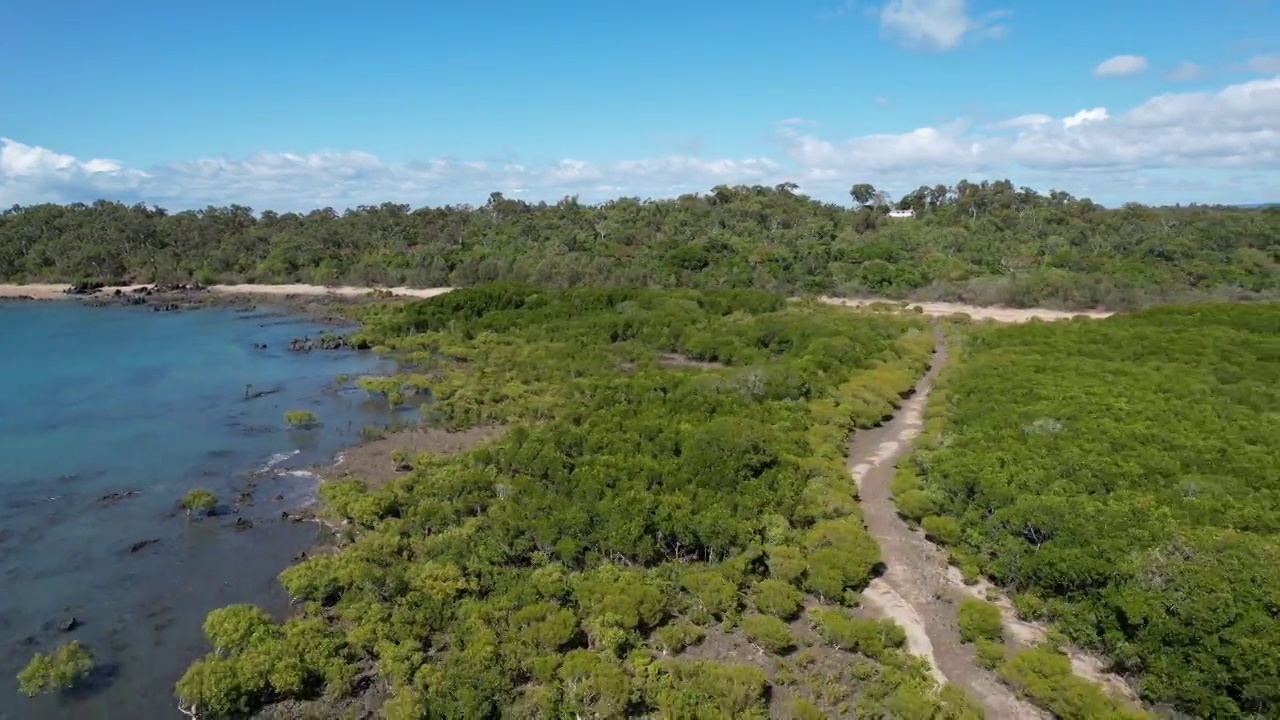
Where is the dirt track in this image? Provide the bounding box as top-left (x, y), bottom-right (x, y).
top-left (848, 320), bottom-right (1136, 716)
top-left (850, 326), bottom-right (1045, 718)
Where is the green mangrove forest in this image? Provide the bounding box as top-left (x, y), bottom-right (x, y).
top-left (173, 286), bottom-right (983, 718)
top-left (2, 179), bottom-right (1277, 308)
top-left (901, 302), bottom-right (1280, 718)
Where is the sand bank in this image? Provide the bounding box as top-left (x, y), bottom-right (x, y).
top-left (1, 283), bottom-right (1116, 324)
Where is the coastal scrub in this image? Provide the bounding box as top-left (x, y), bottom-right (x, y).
top-left (172, 285), bottom-right (970, 718)
top-left (17, 641), bottom-right (94, 697)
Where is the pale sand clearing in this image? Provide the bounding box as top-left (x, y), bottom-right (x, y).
top-left (818, 296), bottom-right (1115, 323)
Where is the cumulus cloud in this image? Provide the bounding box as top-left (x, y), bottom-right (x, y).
top-left (782, 76), bottom-right (1280, 178)
top-left (1247, 54), bottom-right (1280, 74)
top-left (877, 0), bottom-right (1007, 51)
top-left (3, 76), bottom-right (1280, 209)
top-left (1093, 54), bottom-right (1149, 77)
top-left (1167, 61), bottom-right (1205, 81)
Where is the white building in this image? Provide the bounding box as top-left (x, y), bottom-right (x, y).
top-left (887, 208), bottom-right (916, 219)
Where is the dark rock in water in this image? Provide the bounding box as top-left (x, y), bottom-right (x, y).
top-left (273, 494), bottom-right (284, 502)
top-left (64, 281), bottom-right (104, 296)
top-left (59, 617), bottom-right (81, 633)
top-left (96, 489), bottom-right (142, 506)
top-left (293, 551), bottom-right (308, 561)
top-left (234, 492), bottom-right (253, 506)
top-left (287, 332), bottom-right (365, 352)
top-left (20, 635), bottom-right (35, 646)
top-left (233, 517), bottom-right (254, 531)
top-left (395, 462), bottom-right (412, 472)
top-left (128, 538), bottom-right (160, 554)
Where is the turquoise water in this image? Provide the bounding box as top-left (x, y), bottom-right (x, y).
top-left (0, 301), bottom-right (399, 719)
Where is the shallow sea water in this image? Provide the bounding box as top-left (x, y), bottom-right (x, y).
top-left (0, 301), bottom-right (401, 719)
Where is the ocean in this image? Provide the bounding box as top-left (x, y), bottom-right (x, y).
top-left (0, 300), bottom-right (401, 719)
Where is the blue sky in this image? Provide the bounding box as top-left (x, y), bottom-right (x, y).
top-left (1, 0), bottom-right (1279, 209)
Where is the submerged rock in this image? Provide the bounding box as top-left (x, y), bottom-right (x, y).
top-left (128, 538), bottom-right (160, 554)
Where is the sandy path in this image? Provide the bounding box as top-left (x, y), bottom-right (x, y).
top-left (849, 322), bottom-right (1139, 716)
top-left (850, 326), bottom-right (1046, 719)
top-left (819, 296), bottom-right (1114, 323)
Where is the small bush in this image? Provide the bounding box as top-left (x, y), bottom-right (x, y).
top-left (652, 622), bottom-right (706, 655)
top-left (921, 515), bottom-right (962, 545)
top-left (975, 639), bottom-right (1007, 669)
top-left (998, 645), bottom-right (1150, 720)
top-left (957, 598), bottom-right (1004, 644)
top-left (896, 488), bottom-right (939, 522)
top-left (785, 697), bottom-right (826, 720)
top-left (751, 579), bottom-right (803, 619)
top-left (181, 488), bottom-right (218, 516)
top-left (285, 410), bottom-right (318, 427)
top-left (889, 465), bottom-right (920, 496)
top-left (810, 608), bottom-right (906, 660)
top-left (1012, 593), bottom-right (1048, 621)
top-left (17, 641), bottom-right (94, 697)
top-left (766, 545), bottom-right (806, 583)
top-left (741, 614), bottom-right (794, 654)
top-left (802, 518), bottom-right (880, 599)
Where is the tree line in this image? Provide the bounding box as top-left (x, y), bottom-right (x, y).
top-left (1, 179), bottom-right (1276, 309)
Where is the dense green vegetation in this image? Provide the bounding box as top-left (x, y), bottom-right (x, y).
top-left (904, 303), bottom-right (1280, 718)
top-left (16, 641), bottom-right (94, 697)
top-left (3, 180), bottom-right (1277, 308)
top-left (173, 285), bottom-right (991, 718)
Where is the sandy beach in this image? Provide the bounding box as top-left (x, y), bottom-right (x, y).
top-left (0, 282), bottom-right (1115, 323)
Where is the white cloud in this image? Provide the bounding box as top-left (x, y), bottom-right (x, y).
top-left (1247, 54), bottom-right (1280, 74)
top-left (877, 0), bottom-right (1007, 51)
top-left (1061, 108), bottom-right (1110, 128)
top-left (1167, 61), bottom-right (1205, 81)
top-left (784, 76), bottom-right (1280, 177)
top-left (0, 137), bottom-right (786, 210)
top-left (3, 76), bottom-right (1280, 209)
top-left (875, 96), bottom-right (891, 107)
top-left (1093, 54), bottom-right (1149, 77)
